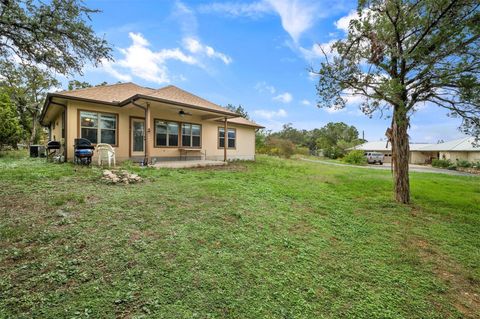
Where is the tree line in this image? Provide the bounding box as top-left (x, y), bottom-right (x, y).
top-left (255, 122), bottom-right (366, 159)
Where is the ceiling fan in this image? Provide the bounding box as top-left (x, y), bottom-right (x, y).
top-left (178, 109), bottom-right (192, 117)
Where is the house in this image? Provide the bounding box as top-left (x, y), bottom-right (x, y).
top-left (39, 83), bottom-right (264, 163)
top-left (350, 137), bottom-right (480, 164)
top-left (419, 137), bottom-right (480, 162)
top-left (349, 141), bottom-right (434, 163)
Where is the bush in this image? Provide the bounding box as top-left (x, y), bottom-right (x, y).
top-left (343, 150), bottom-right (367, 165)
top-left (456, 159), bottom-right (472, 168)
top-left (295, 146), bottom-right (310, 156)
top-left (258, 137), bottom-right (295, 158)
top-left (432, 159), bottom-right (452, 168)
top-left (323, 146), bottom-right (344, 159)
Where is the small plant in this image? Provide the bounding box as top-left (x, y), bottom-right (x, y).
top-left (456, 159), bottom-right (472, 168)
top-left (432, 159), bottom-right (452, 168)
top-left (343, 150), bottom-right (367, 165)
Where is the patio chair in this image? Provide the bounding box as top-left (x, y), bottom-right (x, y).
top-left (96, 143), bottom-right (116, 167)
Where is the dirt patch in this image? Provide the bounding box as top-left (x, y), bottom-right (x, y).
top-left (192, 163), bottom-right (249, 172)
top-left (410, 237), bottom-right (480, 318)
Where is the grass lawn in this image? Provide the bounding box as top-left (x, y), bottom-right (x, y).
top-left (0, 155), bottom-right (479, 318)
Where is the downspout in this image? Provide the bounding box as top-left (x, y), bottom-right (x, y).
top-left (131, 99), bottom-right (149, 165)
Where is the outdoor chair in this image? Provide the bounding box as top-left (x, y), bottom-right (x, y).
top-left (96, 143), bottom-right (116, 167)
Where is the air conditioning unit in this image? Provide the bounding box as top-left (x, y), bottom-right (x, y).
top-left (30, 145), bottom-right (46, 158)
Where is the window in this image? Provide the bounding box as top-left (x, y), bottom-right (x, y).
top-left (155, 120), bottom-right (179, 147)
top-left (219, 127), bottom-right (236, 148)
top-left (80, 111), bottom-right (117, 144)
top-left (181, 123), bottom-right (201, 147)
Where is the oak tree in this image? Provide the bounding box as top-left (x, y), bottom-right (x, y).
top-left (313, 0), bottom-right (479, 203)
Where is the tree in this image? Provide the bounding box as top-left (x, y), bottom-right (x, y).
top-left (68, 80), bottom-right (92, 91)
top-left (0, 92), bottom-right (21, 149)
top-left (316, 122), bottom-right (364, 158)
top-left (0, 62), bottom-right (59, 145)
top-left (271, 123), bottom-right (308, 145)
top-left (67, 80), bottom-right (108, 91)
top-left (225, 104), bottom-right (250, 119)
top-left (0, 0), bottom-right (112, 76)
top-left (312, 0), bottom-right (480, 203)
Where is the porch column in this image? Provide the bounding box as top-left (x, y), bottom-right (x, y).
top-left (145, 102), bottom-right (151, 165)
top-left (224, 117), bottom-right (227, 162)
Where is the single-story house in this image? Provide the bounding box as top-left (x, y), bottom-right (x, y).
top-left (350, 137), bottom-right (480, 164)
top-left (420, 137), bottom-right (480, 162)
top-left (39, 82), bottom-right (264, 163)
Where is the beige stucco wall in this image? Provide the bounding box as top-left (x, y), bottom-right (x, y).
top-left (409, 151), bottom-right (438, 164)
top-left (63, 100), bottom-right (256, 162)
top-left (50, 111), bottom-right (63, 143)
top-left (439, 151), bottom-right (480, 162)
top-left (467, 152), bottom-right (480, 162)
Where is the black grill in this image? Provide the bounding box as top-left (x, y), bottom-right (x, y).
top-left (74, 138), bottom-right (95, 165)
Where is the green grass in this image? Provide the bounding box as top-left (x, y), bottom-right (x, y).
top-left (0, 155), bottom-right (479, 318)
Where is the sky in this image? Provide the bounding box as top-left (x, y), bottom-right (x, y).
top-left (66, 0), bottom-right (467, 143)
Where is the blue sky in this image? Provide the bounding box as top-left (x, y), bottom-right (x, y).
top-left (69, 0), bottom-right (466, 142)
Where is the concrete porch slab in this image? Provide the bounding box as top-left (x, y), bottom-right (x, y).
top-left (152, 160), bottom-right (227, 169)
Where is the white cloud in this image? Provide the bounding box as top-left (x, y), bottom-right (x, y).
top-left (199, 0), bottom-right (322, 42)
top-left (273, 92), bottom-right (293, 103)
top-left (183, 37), bottom-right (232, 64)
top-left (100, 59), bottom-right (132, 82)
top-left (255, 81), bottom-right (276, 94)
top-left (253, 108), bottom-right (288, 120)
top-left (335, 10), bottom-right (358, 33)
top-left (265, 0), bottom-right (317, 42)
top-left (198, 2), bottom-right (270, 17)
top-left (115, 32), bottom-right (198, 84)
top-left (300, 39), bottom-right (337, 61)
top-left (301, 99), bottom-right (311, 106)
top-left (98, 30), bottom-right (232, 84)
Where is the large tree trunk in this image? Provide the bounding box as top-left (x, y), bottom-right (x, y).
top-left (29, 112), bottom-right (37, 146)
top-left (391, 107), bottom-right (410, 204)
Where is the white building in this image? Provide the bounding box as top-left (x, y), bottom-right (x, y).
top-left (350, 137), bottom-right (480, 164)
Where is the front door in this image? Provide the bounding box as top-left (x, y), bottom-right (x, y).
top-left (130, 118), bottom-right (145, 157)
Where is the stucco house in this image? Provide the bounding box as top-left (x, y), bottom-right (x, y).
top-left (39, 83), bottom-right (263, 163)
top-left (350, 137), bottom-right (480, 164)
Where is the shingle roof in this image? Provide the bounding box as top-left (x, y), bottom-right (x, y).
top-left (146, 85), bottom-right (229, 114)
top-left (226, 117), bottom-right (264, 128)
top-left (55, 82), bottom-right (155, 103)
top-left (44, 82), bottom-right (263, 128)
top-left (419, 137), bottom-right (480, 151)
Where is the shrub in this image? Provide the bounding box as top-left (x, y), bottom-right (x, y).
top-left (432, 159), bottom-right (452, 168)
top-left (472, 161), bottom-right (480, 169)
top-left (295, 146), bottom-right (310, 156)
top-left (343, 150), bottom-right (367, 165)
top-left (259, 138), bottom-right (295, 158)
top-left (456, 159), bottom-right (472, 168)
top-left (323, 146), bottom-right (344, 159)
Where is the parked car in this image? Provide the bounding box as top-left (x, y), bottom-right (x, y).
top-left (365, 152), bottom-right (384, 165)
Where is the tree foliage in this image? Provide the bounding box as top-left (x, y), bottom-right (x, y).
top-left (0, 92), bottom-right (21, 149)
top-left (312, 0), bottom-right (479, 203)
top-left (225, 104), bottom-right (250, 119)
top-left (0, 0), bottom-right (112, 76)
top-left (0, 62), bottom-right (59, 144)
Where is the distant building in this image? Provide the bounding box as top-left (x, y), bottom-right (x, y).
top-left (350, 137), bottom-right (480, 164)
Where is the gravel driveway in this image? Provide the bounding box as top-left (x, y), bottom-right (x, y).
top-left (300, 158), bottom-right (477, 176)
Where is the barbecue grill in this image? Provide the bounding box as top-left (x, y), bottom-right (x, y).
top-left (74, 138), bottom-right (95, 165)
top-left (46, 140), bottom-right (62, 162)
